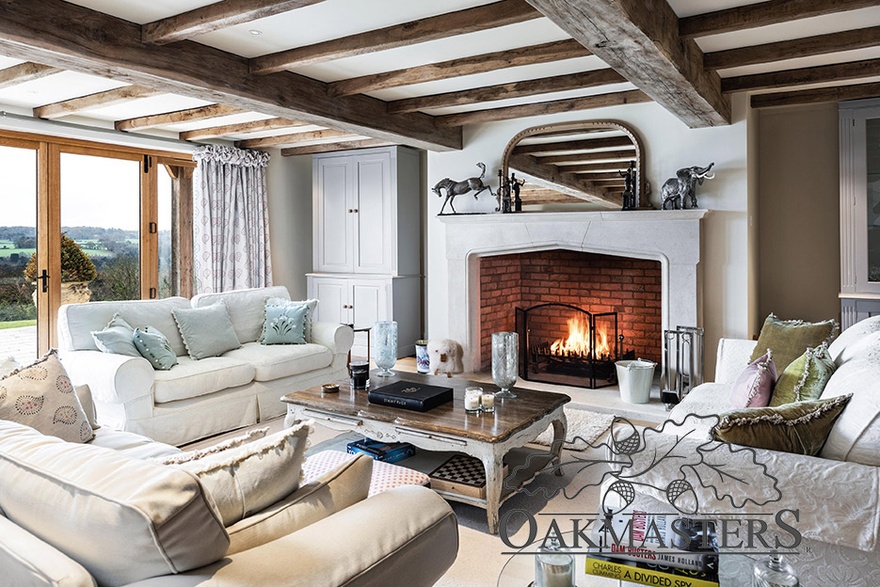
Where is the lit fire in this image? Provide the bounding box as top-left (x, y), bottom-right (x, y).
top-left (550, 315), bottom-right (612, 357)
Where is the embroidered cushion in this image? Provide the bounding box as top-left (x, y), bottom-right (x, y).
top-left (260, 297), bottom-right (318, 343)
top-left (133, 326), bottom-right (179, 370)
top-left (261, 302), bottom-right (310, 345)
top-left (172, 303), bottom-right (241, 360)
top-left (711, 395), bottom-right (852, 456)
top-left (0, 350), bottom-right (94, 443)
top-left (728, 350), bottom-right (776, 409)
top-left (749, 313), bottom-right (838, 373)
top-left (91, 313), bottom-right (140, 357)
top-left (769, 344), bottom-right (836, 407)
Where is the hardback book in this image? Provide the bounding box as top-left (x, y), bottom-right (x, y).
top-left (345, 438), bottom-right (416, 464)
top-left (367, 381), bottom-right (453, 412)
top-left (428, 454), bottom-right (508, 499)
top-left (584, 554), bottom-right (719, 587)
top-left (592, 508), bottom-right (719, 573)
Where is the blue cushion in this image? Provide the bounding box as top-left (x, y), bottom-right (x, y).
top-left (262, 303), bottom-right (309, 345)
top-left (91, 313), bottom-right (140, 357)
top-left (133, 327), bottom-right (178, 370)
top-left (172, 304), bottom-right (241, 360)
top-left (260, 298), bottom-right (317, 343)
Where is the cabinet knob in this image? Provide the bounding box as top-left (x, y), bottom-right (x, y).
top-left (352, 208), bottom-right (358, 213)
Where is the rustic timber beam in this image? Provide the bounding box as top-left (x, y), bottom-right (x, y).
top-left (535, 148), bottom-right (635, 165)
top-left (750, 82), bottom-right (880, 109)
top-left (236, 129), bottom-right (355, 149)
top-left (143, 0), bottom-right (328, 44)
top-left (250, 0), bottom-right (540, 74)
top-left (34, 85), bottom-right (162, 119)
top-left (329, 39), bottom-right (590, 97)
top-left (509, 152), bottom-right (620, 207)
top-left (115, 104), bottom-right (244, 132)
top-left (722, 57), bottom-right (880, 93)
top-left (705, 26), bottom-right (880, 71)
top-left (527, 0), bottom-right (729, 128)
top-left (387, 69), bottom-right (626, 114)
top-left (437, 90), bottom-right (651, 127)
top-left (180, 117), bottom-right (309, 141)
top-left (281, 138), bottom-right (393, 156)
top-left (0, 0), bottom-right (461, 151)
top-left (513, 136), bottom-right (634, 154)
top-left (566, 171), bottom-right (624, 180)
top-left (680, 0), bottom-right (878, 40)
top-left (0, 62), bottom-right (60, 89)
top-left (561, 162), bottom-right (634, 174)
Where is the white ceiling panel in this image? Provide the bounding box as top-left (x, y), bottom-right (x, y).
top-left (718, 46), bottom-right (880, 78)
top-left (0, 56), bottom-right (25, 69)
top-left (0, 72), bottom-right (126, 109)
top-left (668, 0), bottom-right (766, 19)
top-left (64, 0), bottom-right (218, 25)
top-left (160, 111), bottom-right (276, 132)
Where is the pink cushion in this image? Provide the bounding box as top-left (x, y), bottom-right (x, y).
top-left (303, 450), bottom-right (429, 497)
top-left (729, 350), bottom-right (777, 408)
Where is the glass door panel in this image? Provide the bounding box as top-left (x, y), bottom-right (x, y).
top-left (0, 144), bottom-right (38, 363)
top-left (867, 118), bottom-right (880, 283)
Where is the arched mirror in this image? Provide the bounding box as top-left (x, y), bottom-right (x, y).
top-left (501, 120), bottom-right (647, 210)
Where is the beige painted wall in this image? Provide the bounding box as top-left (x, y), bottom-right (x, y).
top-left (266, 150), bottom-right (313, 299)
top-left (757, 104), bottom-right (840, 325)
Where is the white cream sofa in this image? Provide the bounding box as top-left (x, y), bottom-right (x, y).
top-left (621, 317), bottom-right (880, 585)
top-left (57, 286), bottom-right (353, 446)
top-left (0, 411), bottom-right (458, 587)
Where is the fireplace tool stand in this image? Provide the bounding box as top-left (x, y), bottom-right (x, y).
top-left (661, 326), bottom-right (704, 409)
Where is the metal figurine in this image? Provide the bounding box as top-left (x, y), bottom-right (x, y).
top-left (510, 172), bottom-right (524, 212)
top-left (432, 162), bottom-right (495, 215)
top-left (661, 162), bottom-right (715, 210)
top-left (496, 168), bottom-right (511, 212)
top-left (620, 160), bottom-right (637, 211)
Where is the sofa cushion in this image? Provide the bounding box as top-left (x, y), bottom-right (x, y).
top-left (91, 312), bottom-right (140, 357)
top-left (173, 304), bottom-right (242, 360)
top-left (133, 326), bottom-right (179, 370)
top-left (90, 426), bottom-right (181, 460)
top-left (820, 357), bottom-right (880, 466)
top-left (261, 297), bottom-right (318, 343)
top-left (828, 314), bottom-right (880, 365)
top-left (153, 356), bottom-right (255, 403)
top-left (222, 342), bottom-right (333, 382)
top-left (0, 420), bottom-right (229, 585)
top-left (261, 301), bottom-right (310, 345)
top-left (157, 427), bottom-right (269, 465)
top-left (729, 349), bottom-right (776, 408)
top-left (192, 286), bottom-right (291, 344)
top-left (750, 313), bottom-right (838, 373)
top-left (0, 350), bottom-right (94, 443)
top-left (769, 343), bottom-right (835, 407)
top-left (173, 423), bottom-right (311, 527)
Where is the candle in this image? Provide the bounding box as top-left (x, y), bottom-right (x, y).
top-left (480, 393), bottom-right (495, 413)
top-left (464, 387), bottom-right (482, 413)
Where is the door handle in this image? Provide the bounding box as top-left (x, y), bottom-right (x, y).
top-left (38, 270), bottom-right (50, 293)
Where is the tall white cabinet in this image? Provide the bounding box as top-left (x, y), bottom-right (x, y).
top-left (307, 146), bottom-right (422, 359)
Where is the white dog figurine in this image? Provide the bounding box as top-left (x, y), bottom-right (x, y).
top-left (427, 339), bottom-right (463, 377)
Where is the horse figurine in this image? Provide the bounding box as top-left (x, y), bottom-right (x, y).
top-left (432, 162), bottom-right (494, 214)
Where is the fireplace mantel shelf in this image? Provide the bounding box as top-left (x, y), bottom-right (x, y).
top-left (437, 209), bottom-right (708, 224)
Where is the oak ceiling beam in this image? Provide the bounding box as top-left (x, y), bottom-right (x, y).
top-left (535, 148), bottom-right (635, 165)
top-left (329, 39), bottom-right (590, 97)
top-left (115, 104), bottom-right (245, 132)
top-left (236, 129), bottom-right (355, 149)
top-left (514, 136), bottom-right (634, 154)
top-left (750, 81), bottom-right (880, 109)
top-left (560, 162), bottom-right (634, 173)
top-left (180, 117), bottom-right (309, 141)
top-left (0, 62), bottom-right (60, 89)
top-left (437, 90), bottom-right (650, 127)
top-left (705, 25), bottom-right (880, 71)
top-left (680, 0), bottom-right (879, 40)
top-left (143, 0), bottom-right (327, 45)
top-left (387, 69), bottom-right (626, 114)
top-left (34, 85), bottom-right (162, 119)
top-left (527, 0), bottom-right (729, 128)
top-left (250, 0), bottom-right (541, 74)
top-left (721, 57), bottom-right (880, 93)
top-left (0, 0), bottom-right (460, 151)
top-left (281, 138), bottom-right (393, 156)
top-left (509, 152), bottom-right (620, 207)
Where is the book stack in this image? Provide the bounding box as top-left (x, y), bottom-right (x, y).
top-left (585, 508), bottom-right (720, 587)
top-left (367, 381), bottom-right (453, 412)
top-left (345, 438), bottom-right (416, 464)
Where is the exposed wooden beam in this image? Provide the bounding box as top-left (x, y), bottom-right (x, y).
top-left (514, 136), bottom-right (634, 154)
top-left (437, 90), bottom-right (651, 127)
top-left (179, 117), bottom-right (309, 141)
top-left (527, 0), bottom-right (729, 128)
top-left (236, 129), bottom-right (355, 149)
top-left (115, 104), bottom-right (244, 132)
top-left (509, 152), bottom-right (620, 207)
top-left (143, 0), bottom-right (328, 44)
top-left (535, 148), bottom-right (635, 165)
top-left (34, 85), bottom-right (162, 119)
top-left (281, 138), bottom-right (393, 156)
top-left (0, 61), bottom-right (60, 89)
top-left (329, 39), bottom-right (590, 97)
top-left (387, 69), bottom-right (626, 114)
top-left (750, 82), bottom-right (880, 108)
top-left (561, 162), bottom-right (634, 173)
top-left (0, 0), bottom-right (461, 151)
top-left (722, 57), bottom-right (880, 93)
top-left (566, 171), bottom-right (624, 180)
top-left (705, 26), bottom-right (880, 71)
top-left (250, 0), bottom-right (540, 74)
top-left (680, 0), bottom-right (878, 40)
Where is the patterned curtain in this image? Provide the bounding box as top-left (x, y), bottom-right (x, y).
top-left (192, 145), bottom-right (272, 293)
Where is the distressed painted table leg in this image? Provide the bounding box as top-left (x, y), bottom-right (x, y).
top-left (550, 414), bottom-right (567, 476)
top-left (481, 447), bottom-right (506, 535)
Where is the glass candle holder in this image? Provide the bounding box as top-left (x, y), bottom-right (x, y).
top-left (350, 360), bottom-right (370, 390)
top-left (374, 320), bottom-right (398, 377)
top-left (492, 331), bottom-right (518, 399)
top-left (480, 392), bottom-right (495, 413)
top-left (464, 387), bottom-right (483, 414)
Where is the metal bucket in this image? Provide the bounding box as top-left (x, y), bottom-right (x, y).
top-left (615, 359), bottom-right (656, 404)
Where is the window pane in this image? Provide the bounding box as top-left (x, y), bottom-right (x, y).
top-left (158, 166), bottom-right (173, 298)
top-left (868, 119), bottom-right (880, 282)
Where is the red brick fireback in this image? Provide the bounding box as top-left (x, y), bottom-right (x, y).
top-left (479, 250), bottom-right (662, 371)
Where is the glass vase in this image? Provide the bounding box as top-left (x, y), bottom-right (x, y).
top-left (374, 320), bottom-right (398, 377)
top-left (492, 331), bottom-right (518, 399)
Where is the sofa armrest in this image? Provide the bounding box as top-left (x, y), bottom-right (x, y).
top-left (310, 322), bottom-right (354, 356)
top-left (714, 338), bottom-right (758, 384)
top-left (0, 515), bottom-right (96, 586)
top-left (59, 350), bottom-right (154, 406)
top-left (124, 486), bottom-right (458, 587)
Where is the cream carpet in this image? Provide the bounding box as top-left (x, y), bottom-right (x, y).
top-left (532, 406), bottom-right (615, 451)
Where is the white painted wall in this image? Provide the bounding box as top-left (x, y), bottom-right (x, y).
top-left (266, 150), bottom-right (313, 299)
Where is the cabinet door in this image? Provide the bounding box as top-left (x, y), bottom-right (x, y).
top-left (315, 156), bottom-right (354, 273)
top-left (311, 278), bottom-right (349, 324)
top-left (351, 281), bottom-right (386, 330)
top-left (353, 151), bottom-right (394, 274)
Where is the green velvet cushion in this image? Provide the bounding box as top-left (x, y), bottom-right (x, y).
top-left (711, 395), bottom-right (852, 456)
top-left (133, 326), bottom-right (178, 371)
top-left (172, 304), bottom-right (241, 360)
top-left (749, 313), bottom-right (838, 373)
top-left (769, 343), bottom-right (836, 407)
top-left (91, 313), bottom-right (140, 357)
top-left (261, 303), bottom-right (309, 345)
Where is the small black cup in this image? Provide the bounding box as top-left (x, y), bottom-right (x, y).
top-left (350, 361), bottom-right (370, 390)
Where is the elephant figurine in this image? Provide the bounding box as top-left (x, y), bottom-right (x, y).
top-left (661, 163), bottom-right (715, 210)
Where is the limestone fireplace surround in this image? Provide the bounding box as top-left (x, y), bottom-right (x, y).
top-left (439, 210), bottom-right (708, 372)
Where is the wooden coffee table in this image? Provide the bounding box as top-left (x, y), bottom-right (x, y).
top-left (281, 371), bottom-right (569, 534)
